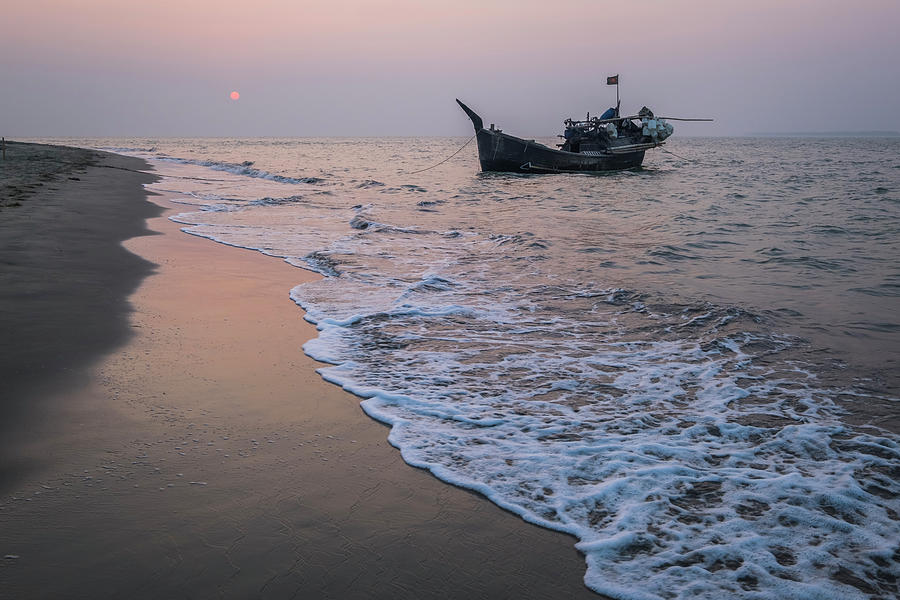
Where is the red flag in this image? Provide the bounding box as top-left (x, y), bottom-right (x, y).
top-left (607, 75), bottom-right (618, 85)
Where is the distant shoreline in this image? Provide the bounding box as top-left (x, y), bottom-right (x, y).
top-left (747, 130), bottom-right (900, 138)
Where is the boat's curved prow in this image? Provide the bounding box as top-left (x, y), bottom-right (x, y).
top-left (456, 99), bottom-right (484, 133)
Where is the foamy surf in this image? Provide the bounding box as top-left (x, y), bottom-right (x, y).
top-left (156, 155), bottom-right (323, 185)
top-left (71, 137), bottom-right (899, 599)
top-left (297, 287), bottom-right (898, 600)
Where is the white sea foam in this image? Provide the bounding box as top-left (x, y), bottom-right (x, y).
top-left (156, 156), bottom-right (322, 185)
top-left (98, 145), bottom-right (158, 154)
top-left (300, 299), bottom-right (898, 600)
top-left (138, 139), bottom-right (900, 600)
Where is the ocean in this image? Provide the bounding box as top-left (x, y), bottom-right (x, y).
top-left (38, 136), bottom-right (899, 599)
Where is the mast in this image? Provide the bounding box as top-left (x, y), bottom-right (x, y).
top-left (607, 74), bottom-right (620, 116)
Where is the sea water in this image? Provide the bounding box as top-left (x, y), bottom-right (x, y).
top-left (40, 136), bottom-right (899, 599)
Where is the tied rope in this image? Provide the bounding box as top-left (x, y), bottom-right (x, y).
top-left (100, 164), bottom-right (230, 182)
top-left (659, 146), bottom-right (697, 163)
top-left (404, 134), bottom-right (476, 175)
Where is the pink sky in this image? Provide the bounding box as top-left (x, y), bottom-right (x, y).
top-left (2, 0), bottom-right (898, 136)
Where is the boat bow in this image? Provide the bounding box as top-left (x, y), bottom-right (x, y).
top-left (456, 99), bottom-right (484, 133)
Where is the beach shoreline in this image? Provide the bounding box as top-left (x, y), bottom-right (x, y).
top-left (0, 143), bottom-right (601, 599)
top-left (0, 142), bottom-right (161, 484)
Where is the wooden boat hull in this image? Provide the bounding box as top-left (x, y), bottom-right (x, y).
top-left (457, 99), bottom-right (645, 173)
top-left (475, 128), bottom-right (645, 173)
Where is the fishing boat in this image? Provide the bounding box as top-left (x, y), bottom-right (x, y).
top-left (456, 86), bottom-right (709, 173)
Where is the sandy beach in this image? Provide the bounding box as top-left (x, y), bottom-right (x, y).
top-left (0, 143), bottom-right (600, 599)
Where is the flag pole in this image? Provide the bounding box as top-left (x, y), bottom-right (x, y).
top-left (607, 74), bottom-right (620, 116)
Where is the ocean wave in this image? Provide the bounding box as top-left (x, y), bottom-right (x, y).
top-left (349, 214), bottom-right (433, 236)
top-left (294, 280), bottom-right (900, 600)
top-left (249, 195), bottom-right (307, 207)
top-left (141, 136), bottom-right (900, 600)
top-left (355, 179), bottom-right (385, 188)
top-left (156, 156), bottom-right (323, 185)
top-left (756, 255), bottom-right (855, 273)
top-left (98, 145), bottom-right (157, 154)
top-left (302, 251), bottom-right (343, 277)
top-left (382, 184), bottom-right (428, 194)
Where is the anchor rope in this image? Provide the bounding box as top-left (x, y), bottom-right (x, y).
top-left (659, 146), bottom-right (697, 163)
top-left (403, 134), bottom-right (476, 175)
top-left (100, 164), bottom-right (231, 182)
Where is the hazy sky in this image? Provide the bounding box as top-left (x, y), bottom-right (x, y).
top-left (2, 0), bottom-right (898, 137)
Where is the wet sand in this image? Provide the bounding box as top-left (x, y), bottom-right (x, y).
top-left (0, 142), bottom-right (161, 481)
top-left (0, 143), bottom-right (601, 599)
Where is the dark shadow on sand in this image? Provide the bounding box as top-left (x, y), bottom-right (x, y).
top-left (0, 143), bottom-right (160, 489)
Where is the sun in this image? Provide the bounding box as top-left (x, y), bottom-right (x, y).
top-left (230, 91), bottom-right (240, 101)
